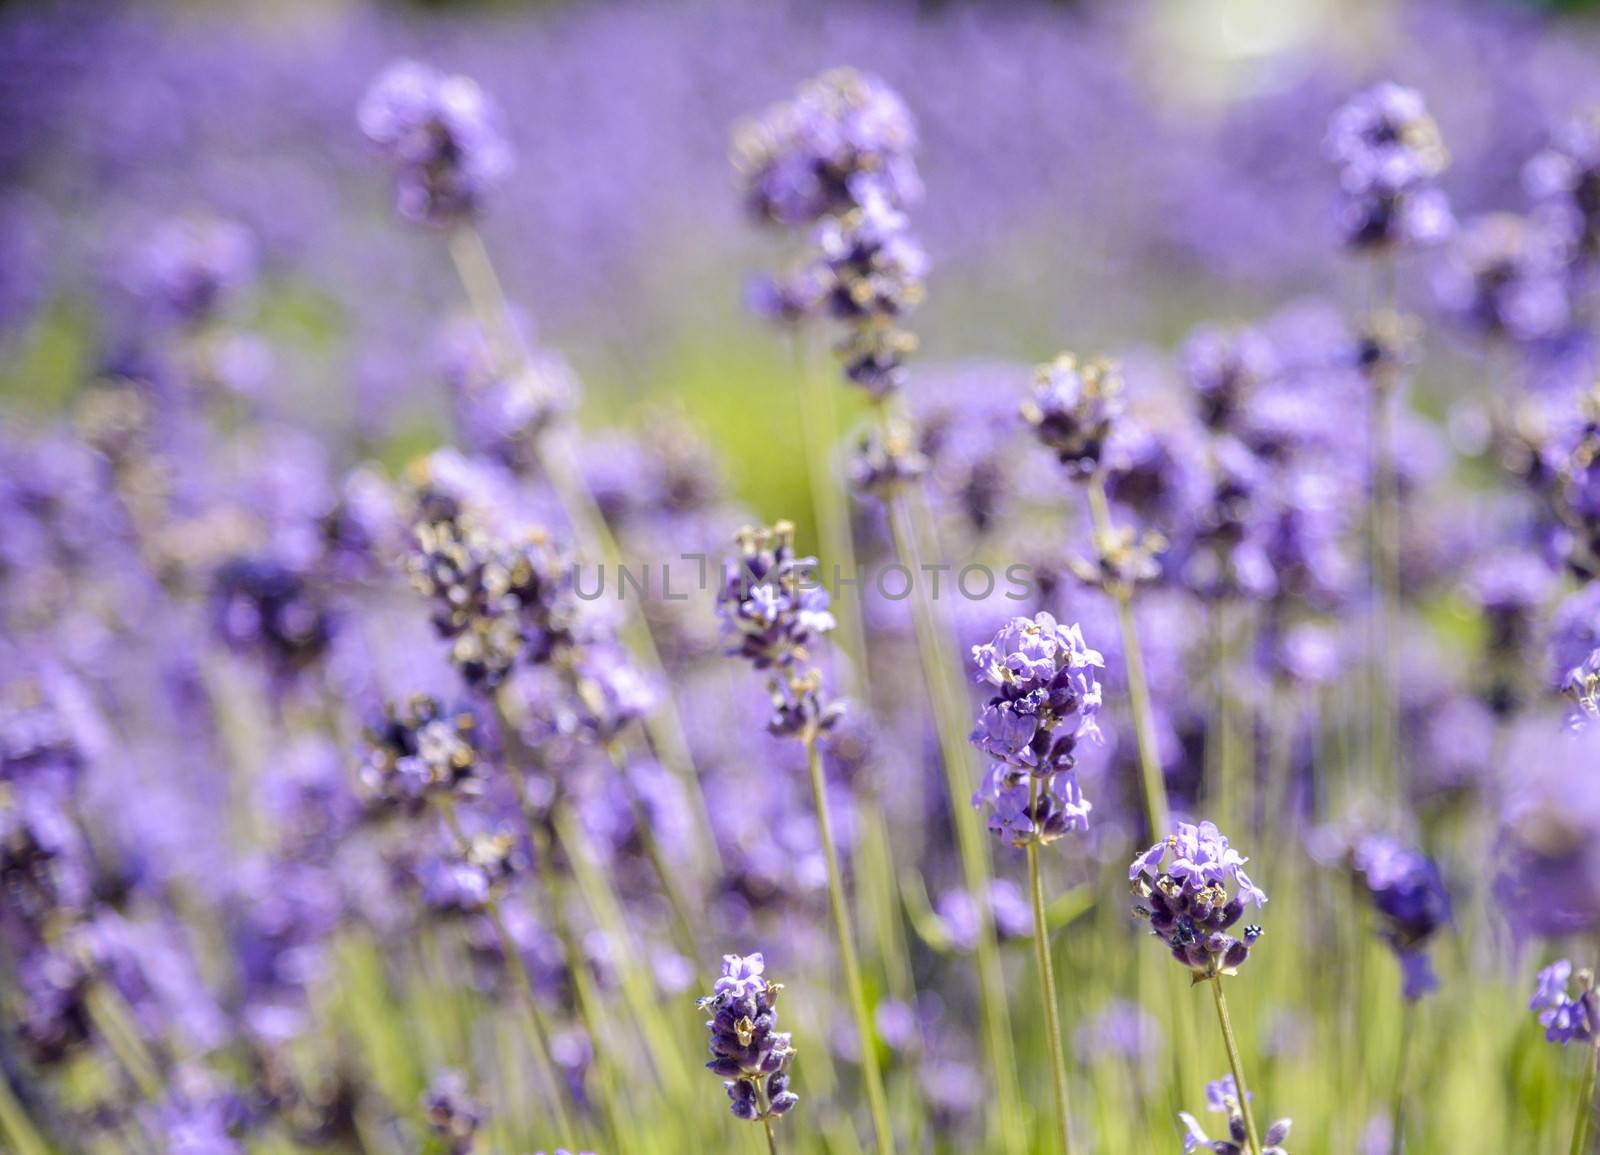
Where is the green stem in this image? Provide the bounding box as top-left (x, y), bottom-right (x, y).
top-left (1572, 1039), bottom-right (1599, 1155)
top-left (1390, 1000), bottom-right (1415, 1155)
top-left (1367, 253), bottom-right (1399, 801)
top-left (551, 802), bottom-right (695, 1100)
top-left (446, 223), bottom-right (723, 877)
top-left (603, 739), bottom-right (700, 959)
top-left (0, 1066), bottom-right (54, 1155)
top-left (803, 729), bottom-right (895, 1155)
top-left (1027, 777), bottom-right (1076, 1155)
top-left (880, 476), bottom-right (1027, 1155)
top-left (1209, 978), bottom-right (1263, 1155)
top-left (498, 755), bottom-right (628, 1151)
top-left (764, 1114), bottom-right (782, 1155)
top-left (792, 331), bottom-right (869, 678)
top-left (1086, 473), bottom-right (1171, 840)
top-left (435, 795), bottom-right (577, 1139)
top-left (84, 979), bottom-right (164, 1101)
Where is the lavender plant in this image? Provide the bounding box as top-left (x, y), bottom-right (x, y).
top-left (9, 6), bottom-right (1600, 1155)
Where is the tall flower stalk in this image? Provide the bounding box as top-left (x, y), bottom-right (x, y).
top-left (715, 522), bottom-right (893, 1155)
top-left (1132, 822), bottom-right (1270, 1155)
top-left (1529, 960), bottom-right (1600, 1155)
top-left (358, 59), bottom-right (723, 878)
top-left (735, 69), bottom-right (1023, 1154)
top-left (1326, 82), bottom-right (1453, 800)
top-left (1022, 353), bottom-right (1173, 840)
top-left (968, 613), bottom-right (1105, 1154)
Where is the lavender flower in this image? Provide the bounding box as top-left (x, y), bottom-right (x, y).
top-left (1182, 325), bottom-right (1276, 433)
top-left (1350, 834), bottom-right (1451, 1000)
top-left (1529, 960), bottom-right (1596, 1046)
top-left (967, 613), bottom-right (1103, 846)
top-left (715, 522), bottom-right (842, 737)
top-left (733, 68), bottom-right (921, 229)
top-left (1179, 1075), bottom-right (1292, 1154)
top-left (1564, 649), bottom-right (1600, 729)
top-left (1525, 108), bottom-right (1600, 261)
top-left (423, 1069), bottom-right (481, 1155)
top-left (406, 515), bottom-right (576, 691)
top-left (1495, 719), bottom-right (1600, 938)
top-left (1131, 822), bottom-right (1267, 978)
top-left (440, 316), bottom-right (578, 474)
top-left (130, 217), bottom-right (256, 326)
top-left (1022, 354), bottom-right (1123, 479)
top-left (358, 60), bottom-right (512, 227)
top-left (1327, 82), bottom-right (1452, 251)
top-left (699, 952), bottom-right (798, 1123)
top-left (210, 556), bottom-right (335, 681)
top-left (1435, 213), bottom-right (1572, 344)
top-left (359, 697), bottom-right (483, 807)
top-left (816, 190), bottom-right (928, 396)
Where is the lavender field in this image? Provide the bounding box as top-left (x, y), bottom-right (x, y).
top-left (5, 1), bottom-right (1600, 1153)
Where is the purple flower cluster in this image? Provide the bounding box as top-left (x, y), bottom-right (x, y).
top-left (699, 953), bottom-right (798, 1123)
top-left (358, 696), bottom-right (483, 808)
top-left (1434, 212), bottom-right (1572, 344)
top-left (1326, 82), bottom-right (1452, 251)
top-left (1350, 834), bottom-right (1451, 1000)
top-left (968, 613), bottom-right (1104, 846)
top-left (1563, 648), bottom-right (1600, 729)
top-left (1530, 959), bottom-right (1596, 1046)
top-left (733, 68), bottom-right (921, 229)
top-left (1180, 1075), bottom-right (1292, 1154)
top-left (1131, 822), bottom-right (1267, 979)
top-left (1022, 354), bottom-right (1124, 480)
top-left (1526, 108), bottom-right (1600, 261)
top-left (736, 69), bottom-right (927, 396)
top-left (716, 521), bottom-right (842, 737)
top-left (358, 60), bottom-right (512, 227)
top-left (406, 514), bottom-right (577, 692)
top-left (439, 316), bottom-right (578, 476)
top-left (422, 1069), bottom-right (483, 1155)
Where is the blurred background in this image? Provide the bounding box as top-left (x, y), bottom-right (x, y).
top-left (4, 0), bottom-right (1600, 521)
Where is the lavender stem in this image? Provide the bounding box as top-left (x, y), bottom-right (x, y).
top-left (791, 330), bottom-right (869, 676)
top-left (1572, 1039), bottom-right (1599, 1155)
top-left (1027, 775), bottom-right (1077, 1155)
top-left (435, 795), bottom-right (578, 1139)
top-left (1085, 472), bottom-right (1171, 839)
top-left (803, 727), bottom-right (895, 1155)
top-left (879, 465), bottom-right (1027, 1155)
top-left (1209, 977), bottom-right (1263, 1155)
top-left (0, 1071), bottom-right (51, 1155)
top-left (446, 222), bottom-right (724, 877)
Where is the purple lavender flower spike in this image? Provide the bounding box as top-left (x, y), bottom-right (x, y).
top-left (1435, 213), bottom-right (1572, 345)
top-left (733, 68), bottom-right (921, 230)
top-left (1496, 719), bottom-right (1600, 938)
top-left (1350, 834), bottom-right (1451, 1001)
top-left (359, 696), bottom-right (483, 808)
top-left (406, 512), bottom-right (577, 692)
top-left (130, 217), bottom-right (256, 327)
top-left (1564, 648), bottom-right (1600, 729)
top-left (699, 952), bottom-right (798, 1123)
top-left (715, 521), bottom-right (843, 738)
top-left (1327, 82), bottom-right (1452, 252)
top-left (1022, 354), bottom-right (1124, 480)
top-left (1131, 822), bottom-right (1266, 979)
top-left (1529, 959), bottom-right (1597, 1046)
top-left (1526, 108), bottom-right (1600, 261)
top-left (422, 1069), bottom-right (482, 1155)
top-left (1181, 1074), bottom-right (1292, 1153)
top-left (968, 614), bottom-right (1104, 847)
top-left (359, 60), bottom-right (512, 227)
